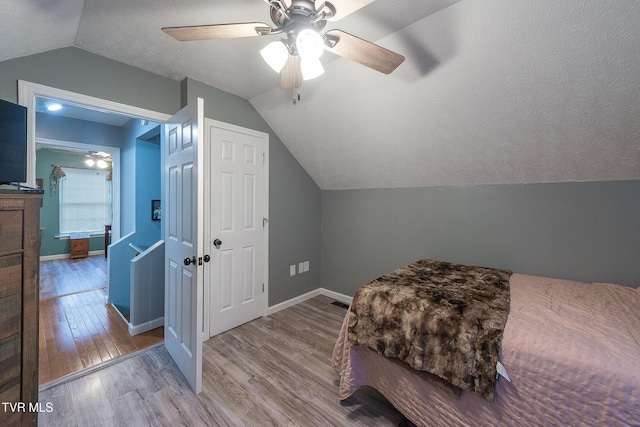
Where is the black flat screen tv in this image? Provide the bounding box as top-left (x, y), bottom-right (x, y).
top-left (0, 99), bottom-right (28, 184)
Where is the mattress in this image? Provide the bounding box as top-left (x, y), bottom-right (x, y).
top-left (333, 273), bottom-right (640, 426)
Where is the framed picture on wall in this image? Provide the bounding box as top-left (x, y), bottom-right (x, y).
top-left (152, 200), bottom-right (161, 221)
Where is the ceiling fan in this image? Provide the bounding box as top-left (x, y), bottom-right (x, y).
top-left (85, 151), bottom-right (112, 168)
top-left (162, 0), bottom-right (405, 90)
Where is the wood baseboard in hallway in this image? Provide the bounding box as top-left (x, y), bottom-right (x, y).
top-left (38, 295), bottom-right (414, 426)
top-left (39, 257), bottom-right (164, 387)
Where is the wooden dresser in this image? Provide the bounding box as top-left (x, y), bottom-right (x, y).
top-left (0, 190), bottom-right (42, 426)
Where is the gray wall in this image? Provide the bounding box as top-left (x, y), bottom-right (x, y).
top-left (321, 181), bottom-right (640, 296)
top-left (0, 47), bottom-right (180, 113)
top-left (182, 78), bottom-right (322, 305)
top-left (0, 47), bottom-right (321, 307)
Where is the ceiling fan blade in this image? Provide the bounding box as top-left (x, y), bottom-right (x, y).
top-left (280, 55), bottom-right (302, 89)
top-left (324, 29), bottom-right (405, 74)
top-left (162, 22), bottom-right (272, 41)
top-left (324, 0), bottom-right (375, 21)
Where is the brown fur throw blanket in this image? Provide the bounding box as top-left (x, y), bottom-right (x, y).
top-left (347, 259), bottom-right (512, 401)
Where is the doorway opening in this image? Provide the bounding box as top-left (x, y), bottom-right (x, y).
top-left (19, 81), bottom-right (170, 387)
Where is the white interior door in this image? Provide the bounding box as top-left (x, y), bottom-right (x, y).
top-left (206, 119), bottom-right (268, 337)
top-left (163, 99), bottom-right (204, 393)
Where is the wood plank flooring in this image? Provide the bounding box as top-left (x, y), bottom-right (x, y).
top-left (39, 257), bottom-right (164, 386)
top-left (38, 296), bottom-right (414, 427)
top-left (40, 257), bottom-right (108, 299)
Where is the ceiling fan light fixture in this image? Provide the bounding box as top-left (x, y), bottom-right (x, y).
top-left (301, 57), bottom-right (324, 80)
top-left (260, 41), bottom-right (289, 73)
top-left (296, 29), bottom-right (324, 60)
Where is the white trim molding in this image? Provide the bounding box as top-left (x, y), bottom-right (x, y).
top-left (129, 317), bottom-right (164, 336)
top-left (266, 288), bottom-right (353, 316)
top-left (40, 250), bottom-right (105, 262)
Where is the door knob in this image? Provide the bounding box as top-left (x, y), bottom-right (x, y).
top-left (203, 255), bottom-right (210, 263)
top-left (213, 239), bottom-right (222, 248)
top-left (184, 256), bottom-right (196, 266)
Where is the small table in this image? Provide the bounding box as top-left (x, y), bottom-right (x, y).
top-left (69, 232), bottom-right (90, 259)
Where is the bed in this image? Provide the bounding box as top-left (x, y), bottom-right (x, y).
top-left (332, 259), bottom-right (640, 427)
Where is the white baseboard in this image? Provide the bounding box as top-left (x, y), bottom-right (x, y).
top-left (111, 302), bottom-right (164, 336)
top-left (129, 317), bottom-right (164, 336)
top-left (40, 250), bottom-right (105, 262)
top-left (267, 288), bottom-right (352, 316)
top-left (318, 288), bottom-right (353, 305)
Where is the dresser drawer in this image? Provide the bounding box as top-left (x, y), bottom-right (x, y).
top-left (0, 211), bottom-right (23, 254)
top-left (0, 334), bottom-right (21, 397)
top-left (0, 254), bottom-right (22, 299)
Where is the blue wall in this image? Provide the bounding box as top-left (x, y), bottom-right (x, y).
top-left (36, 112), bottom-right (125, 146)
top-left (133, 136), bottom-right (161, 244)
top-left (108, 128), bottom-right (162, 316)
top-left (35, 112), bottom-right (125, 257)
top-left (36, 148), bottom-right (112, 256)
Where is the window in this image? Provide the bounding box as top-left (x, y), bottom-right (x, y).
top-left (59, 168), bottom-right (111, 234)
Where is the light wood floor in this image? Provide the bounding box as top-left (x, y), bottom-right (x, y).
top-left (40, 256), bottom-right (109, 299)
top-left (38, 295), bottom-right (414, 427)
top-left (39, 257), bottom-right (164, 386)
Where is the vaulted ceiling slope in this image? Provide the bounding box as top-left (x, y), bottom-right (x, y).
top-left (2, 0), bottom-right (639, 190)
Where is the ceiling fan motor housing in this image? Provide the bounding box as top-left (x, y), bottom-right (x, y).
top-left (270, 0), bottom-right (328, 30)
top-left (269, 0), bottom-right (330, 56)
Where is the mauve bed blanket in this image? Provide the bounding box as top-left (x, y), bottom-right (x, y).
top-left (333, 273), bottom-right (640, 427)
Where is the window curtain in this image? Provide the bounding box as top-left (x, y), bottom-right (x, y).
top-left (59, 168), bottom-right (111, 234)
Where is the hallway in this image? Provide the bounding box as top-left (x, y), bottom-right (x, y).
top-left (39, 257), bottom-right (163, 387)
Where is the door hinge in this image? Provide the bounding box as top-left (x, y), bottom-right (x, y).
top-left (262, 283), bottom-right (265, 292)
top-left (263, 153), bottom-right (265, 163)
top-left (263, 217), bottom-right (269, 227)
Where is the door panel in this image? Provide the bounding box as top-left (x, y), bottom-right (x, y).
top-left (220, 249), bottom-right (233, 310)
top-left (163, 99), bottom-right (204, 393)
top-left (242, 246), bottom-right (255, 303)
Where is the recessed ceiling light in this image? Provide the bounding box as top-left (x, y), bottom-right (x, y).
top-left (47, 103), bottom-right (62, 111)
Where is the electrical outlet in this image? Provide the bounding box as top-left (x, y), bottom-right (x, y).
top-left (290, 265), bottom-right (296, 276)
top-left (303, 261), bottom-right (309, 272)
top-left (299, 262), bottom-right (304, 274)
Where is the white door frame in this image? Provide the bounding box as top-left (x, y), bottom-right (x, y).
top-left (202, 119), bottom-right (269, 340)
top-left (18, 80), bottom-right (171, 243)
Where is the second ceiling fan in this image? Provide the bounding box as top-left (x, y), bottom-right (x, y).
top-left (162, 0), bottom-right (405, 89)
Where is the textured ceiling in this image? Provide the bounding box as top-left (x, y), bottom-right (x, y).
top-left (253, 0), bottom-right (640, 189)
top-left (2, 0), bottom-right (639, 189)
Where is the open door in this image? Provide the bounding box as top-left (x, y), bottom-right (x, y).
top-left (163, 98), bottom-right (204, 393)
